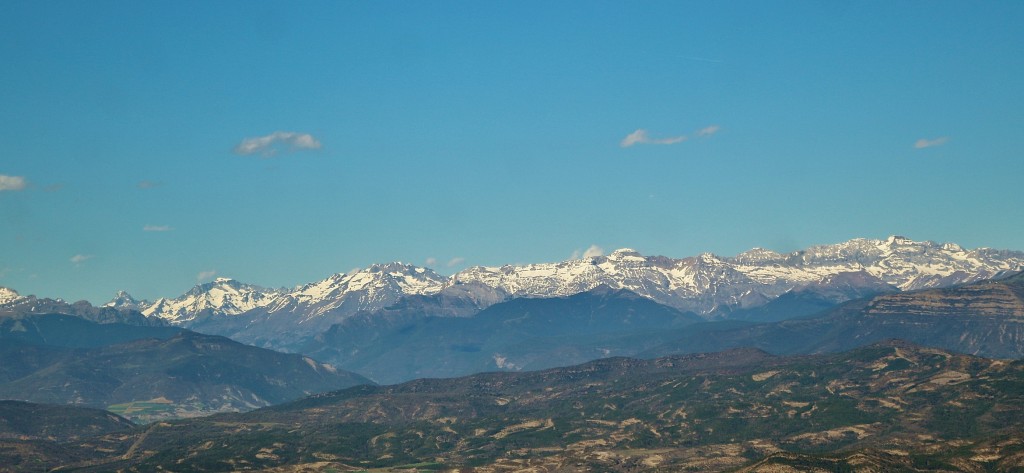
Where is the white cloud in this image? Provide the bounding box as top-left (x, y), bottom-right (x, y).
top-left (571, 244), bottom-right (605, 259)
top-left (234, 131), bottom-right (322, 156)
top-left (447, 257), bottom-right (466, 267)
top-left (914, 137), bottom-right (949, 149)
top-left (143, 225), bottom-right (173, 232)
top-left (620, 129), bottom-right (686, 148)
top-left (196, 270), bottom-right (217, 282)
top-left (695, 125), bottom-right (721, 137)
top-left (620, 125), bottom-right (720, 148)
top-left (0, 175), bottom-right (27, 191)
top-left (70, 254), bottom-right (94, 265)
top-left (425, 257), bottom-right (438, 267)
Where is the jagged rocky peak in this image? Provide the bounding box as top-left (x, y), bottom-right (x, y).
top-left (942, 242), bottom-right (964, 252)
top-left (139, 276), bottom-right (285, 323)
top-left (601, 248), bottom-right (648, 268)
top-left (886, 235), bottom-right (912, 245)
top-left (694, 252), bottom-right (727, 265)
top-left (367, 261), bottom-right (413, 272)
top-left (0, 287), bottom-right (22, 305)
top-left (103, 290), bottom-right (148, 310)
top-left (733, 247), bottom-right (786, 264)
top-left (188, 277), bottom-right (252, 294)
top-left (183, 277), bottom-right (284, 301)
top-left (362, 262), bottom-right (442, 279)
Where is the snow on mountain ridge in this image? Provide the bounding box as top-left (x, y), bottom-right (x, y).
top-left (132, 236), bottom-right (1024, 324)
top-left (141, 278), bottom-right (282, 322)
top-left (275, 263), bottom-right (447, 321)
top-left (0, 287), bottom-right (22, 305)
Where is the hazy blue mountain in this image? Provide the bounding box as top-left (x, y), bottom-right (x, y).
top-left (726, 270), bottom-right (899, 322)
top-left (0, 292), bottom-right (164, 327)
top-left (303, 286), bottom-right (702, 383)
top-left (0, 313), bottom-right (183, 348)
top-left (0, 318), bottom-right (372, 422)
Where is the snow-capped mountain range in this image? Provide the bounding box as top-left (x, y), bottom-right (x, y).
top-left (96, 236), bottom-right (1024, 329)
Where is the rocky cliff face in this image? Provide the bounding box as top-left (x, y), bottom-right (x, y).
top-left (865, 273), bottom-right (1024, 318)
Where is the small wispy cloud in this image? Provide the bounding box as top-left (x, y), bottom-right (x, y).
top-left (571, 244), bottom-right (605, 259)
top-left (620, 129), bottom-right (686, 148)
top-left (583, 245), bottom-right (604, 258)
top-left (70, 254), bottom-right (94, 265)
top-left (197, 270), bottom-right (217, 282)
top-left (137, 180), bottom-right (162, 189)
top-left (143, 225), bottom-right (173, 232)
top-left (695, 125), bottom-right (720, 137)
top-left (425, 257), bottom-right (438, 267)
top-left (914, 137), bottom-right (949, 149)
top-left (0, 175), bottom-right (27, 191)
top-left (447, 257), bottom-right (466, 268)
top-left (234, 131), bottom-right (322, 157)
top-left (620, 125), bottom-right (720, 148)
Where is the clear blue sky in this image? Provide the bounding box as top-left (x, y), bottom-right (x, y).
top-left (2, 1), bottom-right (1022, 303)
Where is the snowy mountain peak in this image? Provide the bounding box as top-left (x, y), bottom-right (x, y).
top-left (696, 252), bottom-right (724, 264)
top-left (734, 248), bottom-right (786, 264)
top-left (183, 277), bottom-right (272, 297)
top-left (142, 277), bottom-right (281, 322)
top-left (942, 242), bottom-right (964, 252)
top-left (250, 263), bottom-right (450, 322)
top-left (366, 261), bottom-right (429, 275)
top-left (886, 235), bottom-right (912, 245)
top-left (103, 290), bottom-right (149, 310)
top-left (136, 236), bottom-right (1024, 328)
top-left (604, 248), bottom-right (646, 264)
top-left (0, 287), bottom-right (22, 305)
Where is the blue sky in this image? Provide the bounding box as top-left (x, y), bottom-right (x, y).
top-left (2, 1), bottom-right (1022, 303)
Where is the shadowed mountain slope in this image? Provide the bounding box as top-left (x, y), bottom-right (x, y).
top-left (303, 286), bottom-right (703, 383)
top-left (0, 322), bottom-right (372, 423)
